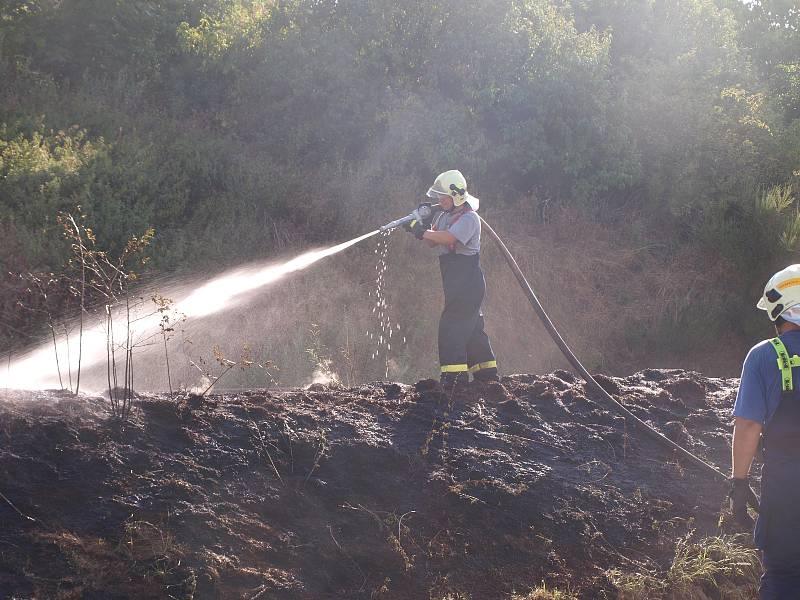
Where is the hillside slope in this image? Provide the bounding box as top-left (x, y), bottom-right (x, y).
top-left (1, 370), bottom-right (751, 599)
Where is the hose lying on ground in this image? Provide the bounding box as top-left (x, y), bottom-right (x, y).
top-left (479, 216), bottom-right (728, 483)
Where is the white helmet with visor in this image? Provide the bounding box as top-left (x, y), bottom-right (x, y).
top-left (426, 170), bottom-right (480, 211)
top-left (758, 264), bottom-right (800, 322)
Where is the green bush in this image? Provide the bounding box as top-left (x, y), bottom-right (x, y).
top-left (1, 0), bottom-right (800, 373)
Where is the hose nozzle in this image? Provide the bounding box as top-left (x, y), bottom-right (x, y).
top-left (380, 203), bottom-right (437, 232)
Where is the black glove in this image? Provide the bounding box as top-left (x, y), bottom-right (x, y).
top-left (403, 219), bottom-right (427, 240)
top-left (417, 202), bottom-right (437, 228)
top-left (729, 477), bottom-right (760, 527)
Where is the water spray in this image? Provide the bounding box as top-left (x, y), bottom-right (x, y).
top-left (2, 229), bottom-right (381, 390)
top-left (366, 231), bottom-right (406, 378)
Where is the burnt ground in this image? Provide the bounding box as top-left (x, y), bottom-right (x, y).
top-left (0, 370), bottom-right (750, 599)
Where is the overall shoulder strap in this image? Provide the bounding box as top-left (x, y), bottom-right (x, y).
top-left (443, 206), bottom-right (473, 253)
top-left (769, 337), bottom-right (800, 392)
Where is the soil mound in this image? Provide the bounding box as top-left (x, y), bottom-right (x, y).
top-left (0, 370), bottom-right (743, 599)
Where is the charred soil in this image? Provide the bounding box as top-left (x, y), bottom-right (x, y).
top-left (0, 370), bottom-right (751, 599)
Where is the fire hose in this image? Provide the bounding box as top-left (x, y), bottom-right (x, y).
top-left (478, 216), bottom-right (727, 482)
top-left (381, 205), bottom-right (728, 482)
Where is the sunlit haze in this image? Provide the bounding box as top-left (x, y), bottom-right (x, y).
top-left (1, 230), bottom-right (380, 390)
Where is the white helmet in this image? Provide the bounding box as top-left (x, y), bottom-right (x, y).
top-left (757, 264), bottom-right (800, 321)
top-left (426, 170), bottom-right (480, 211)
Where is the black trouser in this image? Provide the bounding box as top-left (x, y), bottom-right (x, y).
top-left (756, 391), bottom-right (800, 599)
top-left (438, 253), bottom-right (496, 379)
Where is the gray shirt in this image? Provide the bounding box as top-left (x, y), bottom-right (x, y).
top-left (433, 210), bottom-right (480, 256)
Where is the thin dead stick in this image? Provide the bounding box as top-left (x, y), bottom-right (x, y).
top-left (163, 333), bottom-right (173, 399)
top-left (304, 432), bottom-right (328, 485)
top-left (0, 490), bottom-right (36, 522)
top-left (124, 306), bottom-right (130, 406)
top-left (398, 510), bottom-right (415, 545)
top-left (106, 310), bottom-right (113, 410)
top-left (109, 307), bottom-right (119, 407)
top-left (328, 525), bottom-right (365, 578)
top-left (64, 325), bottom-right (73, 393)
top-left (68, 215), bottom-right (85, 396)
top-left (106, 308), bottom-right (115, 414)
top-left (49, 323), bottom-right (64, 390)
top-left (200, 363), bottom-right (235, 397)
top-left (126, 344), bottom-right (134, 421)
top-left (246, 585), bottom-right (269, 600)
top-left (261, 440), bottom-right (284, 485)
top-left (243, 406), bottom-right (284, 485)
top-left (122, 294), bottom-right (132, 421)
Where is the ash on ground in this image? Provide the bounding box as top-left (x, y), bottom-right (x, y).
top-left (0, 370), bottom-right (747, 599)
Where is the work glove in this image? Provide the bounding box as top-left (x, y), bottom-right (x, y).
top-left (403, 219), bottom-right (427, 240)
top-left (417, 202), bottom-right (437, 228)
top-left (728, 477), bottom-right (760, 528)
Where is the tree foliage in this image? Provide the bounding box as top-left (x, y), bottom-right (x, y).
top-left (1, 0), bottom-right (799, 367)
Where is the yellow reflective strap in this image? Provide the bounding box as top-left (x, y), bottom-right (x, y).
top-left (441, 364), bottom-right (469, 373)
top-left (469, 360), bottom-right (497, 373)
top-left (770, 337), bottom-right (796, 392)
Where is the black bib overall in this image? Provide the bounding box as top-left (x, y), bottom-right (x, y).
top-left (438, 253), bottom-right (496, 379)
top-left (756, 349), bottom-right (800, 598)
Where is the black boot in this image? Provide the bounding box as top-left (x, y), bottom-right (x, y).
top-left (472, 367), bottom-right (499, 383)
top-left (440, 371), bottom-right (468, 391)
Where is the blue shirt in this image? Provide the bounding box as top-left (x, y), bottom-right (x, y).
top-left (734, 331), bottom-right (800, 425)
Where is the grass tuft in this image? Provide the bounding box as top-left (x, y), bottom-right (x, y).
top-left (607, 533), bottom-right (760, 600)
top-left (512, 581), bottom-right (577, 600)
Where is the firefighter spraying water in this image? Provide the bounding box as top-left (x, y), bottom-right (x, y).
top-left (382, 170), bottom-right (499, 389)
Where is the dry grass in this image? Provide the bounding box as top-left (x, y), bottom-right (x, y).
top-left (480, 204), bottom-right (743, 376)
top-left (36, 520), bottom-right (196, 600)
top-left (607, 533), bottom-right (760, 600)
top-left (512, 583), bottom-right (578, 599)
